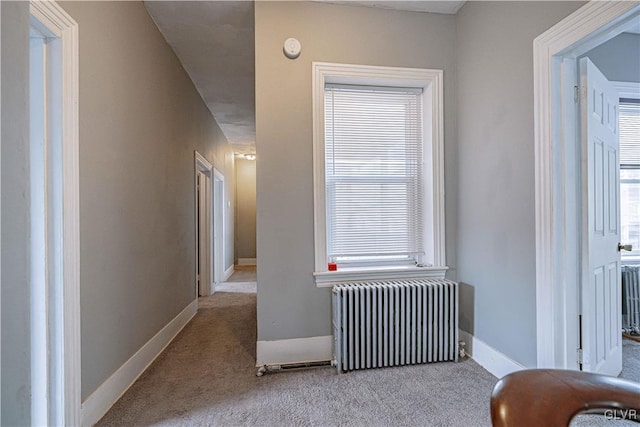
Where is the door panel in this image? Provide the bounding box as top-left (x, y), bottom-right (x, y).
top-left (580, 57), bottom-right (622, 376)
top-left (197, 171), bottom-right (211, 296)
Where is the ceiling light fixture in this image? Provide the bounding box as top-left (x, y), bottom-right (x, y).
top-left (245, 154), bottom-right (256, 161)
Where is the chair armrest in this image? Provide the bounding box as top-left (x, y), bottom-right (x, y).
top-left (491, 369), bottom-right (640, 427)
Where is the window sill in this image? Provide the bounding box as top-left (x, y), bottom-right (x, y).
top-left (622, 256), bottom-right (640, 266)
top-left (313, 266), bottom-right (449, 287)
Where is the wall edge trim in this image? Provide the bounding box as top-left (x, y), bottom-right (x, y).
top-left (256, 335), bottom-right (333, 367)
top-left (224, 265), bottom-right (235, 281)
top-left (459, 329), bottom-right (525, 380)
top-left (81, 299), bottom-right (197, 426)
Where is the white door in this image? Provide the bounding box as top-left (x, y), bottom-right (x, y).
top-left (580, 57), bottom-right (622, 376)
top-left (213, 176), bottom-right (224, 284)
top-left (197, 171), bottom-right (211, 296)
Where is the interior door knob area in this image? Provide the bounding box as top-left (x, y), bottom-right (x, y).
top-left (618, 243), bottom-right (633, 252)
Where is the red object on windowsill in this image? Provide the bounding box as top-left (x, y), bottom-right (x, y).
top-left (328, 262), bottom-right (338, 271)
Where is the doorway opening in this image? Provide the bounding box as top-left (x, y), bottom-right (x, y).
top-left (232, 153), bottom-right (257, 288)
top-left (196, 168), bottom-right (212, 297)
top-left (616, 82), bottom-right (640, 376)
top-left (194, 152), bottom-right (225, 298)
top-left (534, 1), bottom-right (640, 373)
top-left (213, 168), bottom-right (225, 285)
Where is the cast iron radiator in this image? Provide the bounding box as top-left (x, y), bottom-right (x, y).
top-left (622, 266), bottom-right (640, 333)
top-left (332, 279), bottom-right (458, 373)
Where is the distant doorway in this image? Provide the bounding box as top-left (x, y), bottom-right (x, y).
top-left (213, 169), bottom-right (225, 285)
top-left (196, 169), bottom-right (212, 296)
top-left (195, 152), bottom-right (225, 298)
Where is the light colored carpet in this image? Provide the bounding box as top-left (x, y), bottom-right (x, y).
top-left (621, 338), bottom-right (640, 383)
top-left (226, 266), bottom-right (257, 283)
top-left (96, 289), bottom-right (640, 427)
top-left (96, 291), bottom-right (499, 426)
top-left (214, 281), bottom-right (257, 294)
top-left (571, 338), bottom-right (640, 427)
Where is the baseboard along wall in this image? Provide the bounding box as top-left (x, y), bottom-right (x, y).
top-left (458, 329), bottom-right (525, 379)
top-left (80, 307), bottom-right (521, 425)
top-left (237, 258), bottom-right (257, 266)
top-left (224, 265), bottom-right (235, 281)
top-left (81, 299), bottom-right (197, 426)
top-left (256, 335), bottom-right (333, 367)
top-left (255, 331), bottom-right (525, 379)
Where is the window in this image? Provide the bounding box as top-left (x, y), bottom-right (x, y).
top-left (620, 99), bottom-right (640, 261)
top-left (312, 63), bottom-right (446, 285)
top-left (324, 85), bottom-right (425, 267)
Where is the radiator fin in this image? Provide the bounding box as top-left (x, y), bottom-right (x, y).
top-left (622, 266), bottom-right (640, 332)
top-left (332, 279), bottom-right (458, 373)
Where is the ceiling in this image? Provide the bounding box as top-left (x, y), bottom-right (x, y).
top-left (315, 1), bottom-right (466, 14)
top-left (145, 1), bottom-right (467, 152)
top-left (145, 2), bottom-right (640, 152)
top-left (145, 1), bottom-right (256, 152)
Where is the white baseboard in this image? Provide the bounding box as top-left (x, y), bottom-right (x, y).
top-left (81, 299), bottom-right (198, 426)
top-left (223, 265), bottom-right (234, 281)
top-left (256, 335), bottom-right (333, 367)
top-left (459, 329), bottom-right (525, 379)
top-left (237, 258), bottom-right (256, 266)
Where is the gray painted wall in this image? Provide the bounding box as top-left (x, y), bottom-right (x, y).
top-left (1, 2), bottom-right (31, 424)
top-left (255, 1), bottom-right (458, 341)
top-left (583, 32), bottom-right (640, 83)
top-left (1, 0), bottom-right (236, 413)
top-left (235, 158), bottom-right (257, 260)
top-left (53, 1), bottom-right (233, 400)
top-left (456, 1), bottom-right (583, 367)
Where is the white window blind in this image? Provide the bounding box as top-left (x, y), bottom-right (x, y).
top-left (324, 84), bottom-right (425, 266)
top-left (620, 100), bottom-right (640, 167)
top-left (620, 100), bottom-right (640, 258)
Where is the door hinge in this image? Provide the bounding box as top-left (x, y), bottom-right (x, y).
top-left (574, 85), bottom-right (579, 103)
top-left (577, 348), bottom-right (583, 365)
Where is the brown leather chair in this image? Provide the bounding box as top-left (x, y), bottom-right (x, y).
top-left (491, 369), bottom-right (640, 426)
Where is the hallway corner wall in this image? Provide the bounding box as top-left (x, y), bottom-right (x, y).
top-left (58, 1), bottom-right (235, 401)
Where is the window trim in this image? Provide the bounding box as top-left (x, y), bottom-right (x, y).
top-left (614, 81), bottom-right (640, 265)
top-left (311, 62), bottom-right (446, 285)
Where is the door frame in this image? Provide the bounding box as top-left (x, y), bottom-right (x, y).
top-left (614, 81), bottom-right (640, 102)
top-left (1, 2), bottom-right (3, 420)
top-left (28, 1), bottom-right (80, 424)
top-left (212, 168), bottom-right (225, 285)
top-left (195, 151), bottom-right (214, 297)
top-left (534, 1), bottom-right (640, 370)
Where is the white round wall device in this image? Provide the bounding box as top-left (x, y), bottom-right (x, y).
top-left (283, 38), bottom-right (301, 59)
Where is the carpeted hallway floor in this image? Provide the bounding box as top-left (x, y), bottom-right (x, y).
top-left (96, 267), bottom-right (640, 426)
top-left (96, 281), bottom-right (498, 425)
